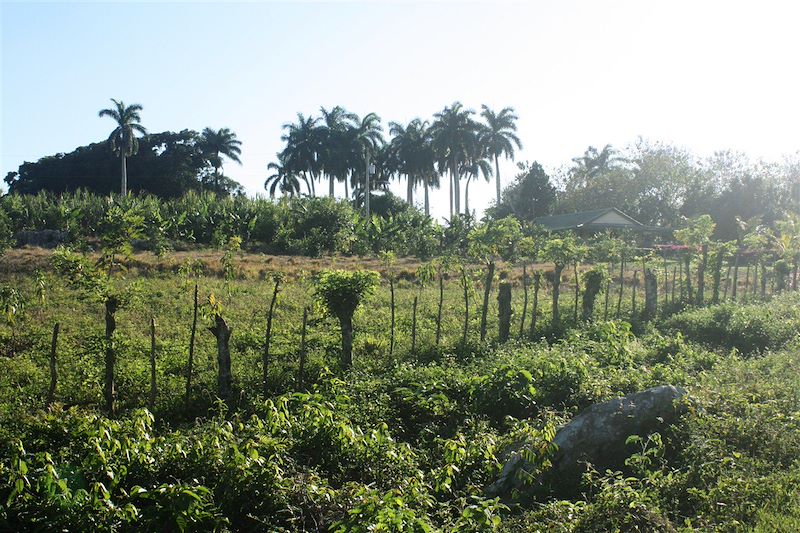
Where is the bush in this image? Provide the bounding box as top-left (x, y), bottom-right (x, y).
top-left (662, 293), bottom-right (800, 355)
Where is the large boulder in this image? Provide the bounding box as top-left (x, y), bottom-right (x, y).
top-left (488, 384), bottom-right (688, 496)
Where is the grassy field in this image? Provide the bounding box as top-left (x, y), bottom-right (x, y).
top-left (1, 248), bottom-right (799, 531)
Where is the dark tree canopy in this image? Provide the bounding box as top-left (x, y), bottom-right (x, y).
top-left (488, 161), bottom-right (556, 222)
top-left (4, 130), bottom-right (243, 197)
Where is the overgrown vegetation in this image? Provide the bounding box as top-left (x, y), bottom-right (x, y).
top-left (1, 232), bottom-right (799, 530)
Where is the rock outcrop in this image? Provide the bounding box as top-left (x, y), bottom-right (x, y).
top-left (488, 385), bottom-right (688, 496)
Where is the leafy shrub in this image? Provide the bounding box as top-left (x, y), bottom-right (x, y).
top-left (663, 293), bottom-right (800, 355)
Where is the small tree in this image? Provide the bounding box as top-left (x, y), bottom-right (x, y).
top-left (468, 217), bottom-right (524, 342)
top-left (52, 248), bottom-right (137, 415)
top-left (542, 234), bottom-right (581, 329)
top-left (675, 215), bottom-right (715, 305)
top-left (314, 269), bottom-right (379, 370)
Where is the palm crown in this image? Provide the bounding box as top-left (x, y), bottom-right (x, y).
top-left (98, 98), bottom-right (147, 195)
top-left (200, 128), bottom-right (242, 193)
top-left (480, 105), bottom-right (521, 205)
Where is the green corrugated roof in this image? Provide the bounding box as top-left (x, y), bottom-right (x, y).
top-left (534, 208), bottom-right (643, 231)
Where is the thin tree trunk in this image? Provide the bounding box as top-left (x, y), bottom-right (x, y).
top-left (519, 264), bottom-right (529, 338)
top-left (104, 297), bottom-right (118, 415)
top-left (121, 152), bottom-right (127, 196)
top-left (407, 173), bottom-right (413, 205)
top-left (424, 182), bottom-right (430, 217)
top-left (684, 255), bottom-right (693, 303)
top-left (696, 245), bottom-right (707, 306)
top-left (411, 296), bottom-right (418, 353)
top-left (529, 271), bottom-right (541, 338)
top-left (46, 323), bottom-right (59, 407)
top-left (453, 156), bottom-right (461, 214)
top-left (644, 269), bottom-right (657, 321)
top-left (678, 259), bottom-right (685, 301)
top-left (449, 172), bottom-right (454, 219)
top-left (572, 261), bottom-right (579, 323)
top-left (498, 278), bottom-right (512, 343)
top-left (465, 178), bottom-right (471, 215)
top-left (792, 256), bottom-right (798, 291)
top-left (552, 264), bottom-right (564, 327)
top-left (186, 283), bottom-right (198, 401)
top-left (760, 259), bottom-right (767, 299)
top-left (631, 271), bottom-right (638, 319)
top-left (722, 264), bottom-right (732, 300)
top-left (263, 276), bottom-right (280, 396)
top-left (149, 317), bottom-right (157, 412)
top-left (435, 271), bottom-right (444, 345)
top-left (480, 261), bottom-right (495, 342)
top-left (743, 263), bottom-right (751, 302)
top-left (672, 266), bottom-right (677, 304)
top-left (712, 253), bottom-right (724, 304)
top-left (209, 315), bottom-right (233, 403)
top-left (389, 277), bottom-right (396, 355)
top-left (495, 154), bottom-right (502, 206)
top-left (752, 260), bottom-right (759, 300)
top-left (329, 174), bottom-right (334, 197)
top-left (298, 307), bottom-right (308, 388)
top-left (731, 252), bottom-right (740, 301)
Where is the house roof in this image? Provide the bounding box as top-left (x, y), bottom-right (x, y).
top-left (534, 208), bottom-right (649, 232)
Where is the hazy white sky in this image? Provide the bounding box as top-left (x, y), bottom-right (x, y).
top-left (2, 1), bottom-right (799, 219)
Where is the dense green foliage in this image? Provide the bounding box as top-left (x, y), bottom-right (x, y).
top-left (0, 191), bottom-right (444, 257)
top-left (1, 242), bottom-right (800, 530)
top-left (4, 131), bottom-right (242, 197)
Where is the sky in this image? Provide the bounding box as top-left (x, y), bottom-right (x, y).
top-left (2, 0), bottom-right (799, 219)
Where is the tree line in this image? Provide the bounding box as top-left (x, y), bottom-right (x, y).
top-left (3, 98), bottom-right (799, 242)
top-left (268, 102), bottom-right (520, 218)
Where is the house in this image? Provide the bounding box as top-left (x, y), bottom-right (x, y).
top-left (533, 208), bottom-right (666, 235)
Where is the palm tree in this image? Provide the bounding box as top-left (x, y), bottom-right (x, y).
top-left (389, 118), bottom-right (436, 212)
top-left (265, 153), bottom-right (304, 197)
top-left (98, 99), bottom-right (147, 195)
top-left (570, 145), bottom-right (626, 185)
top-left (319, 106), bottom-right (357, 197)
top-left (461, 134), bottom-right (493, 216)
top-left (431, 102), bottom-right (479, 217)
top-left (348, 112), bottom-right (384, 203)
top-left (480, 105), bottom-right (521, 205)
top-left (282, 113), bottom-right (322, 197)
top-left (200, 128), bottom-right (242, 195)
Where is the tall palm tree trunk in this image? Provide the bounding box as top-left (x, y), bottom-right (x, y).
top-left (452, 156), bottom-right (461, 214)
top-left (494, 154), bottom-right (501, 205)
top-left (407, 174), bottom-right (414, 205)
top-left (449, 173), bottom-right (453, 218)
top-left (121, 151), bottom-right (127, 196)
top-left (465, 178), bottom-right (471, 215)
top-left (424, 182), bottom-right (430, 217)
top-left (329, 175), bottom-right (335, 197)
